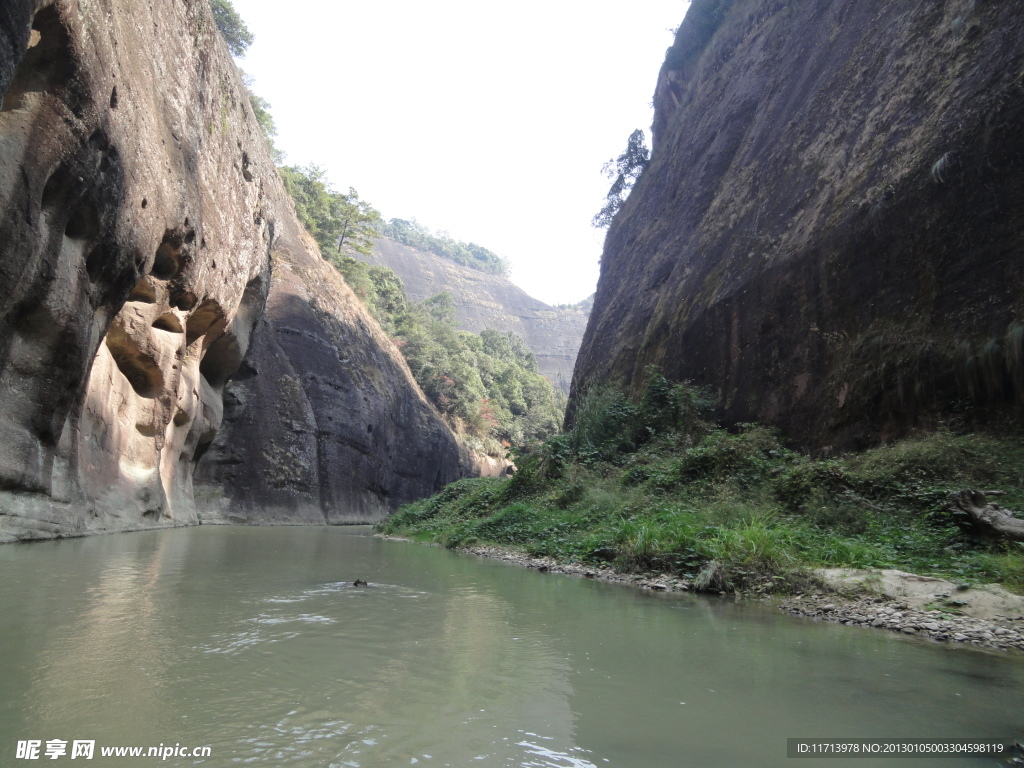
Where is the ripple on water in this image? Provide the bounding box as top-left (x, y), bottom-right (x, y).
top-left (199, 615), bottom-right (332, 655)
top-left (233, 719), bottom-right (356, 764)
top-left (516, 732), bottom-right (599, 768)
top-left (228, 716), bottom-right (600, 768)
top-left (198, 626), bottom-right (303, 655)
top-left (198, 580), bottom-right (426, 656)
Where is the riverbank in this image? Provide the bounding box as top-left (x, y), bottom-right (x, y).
top-left (376, 377), bottom-right (1024, 649)
top-left (386, 537), bottom-right (1024, 652)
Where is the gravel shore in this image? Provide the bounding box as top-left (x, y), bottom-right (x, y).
top-left (778, 592), bottom-right (1024, 652)
top-left (436, 542), bottom-right (1024, 653)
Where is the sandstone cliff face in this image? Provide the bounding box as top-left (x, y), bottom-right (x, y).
top-left (0, 0), bottom-right (275, 541)
top-left (191, 222), bottom-right (495, 525)
top-left (0, 0), bottom-right (475, 540)
top-left (362, 238), bottom-right (588, 392)
top-left (573, 0), bottom-right (1024, 451)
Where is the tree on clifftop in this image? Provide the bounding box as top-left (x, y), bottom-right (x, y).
top-left (593, 129), bottom-right (650, 228)
top-left (210, 0), bottom-right (254, 57)
top-left (278, 165), bottom-right (381, 261)
top-left (335, 188), bottom-right (382, 257)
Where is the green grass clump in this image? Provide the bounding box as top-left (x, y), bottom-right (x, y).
top-left (377, 374), bottom-right (1024, 596)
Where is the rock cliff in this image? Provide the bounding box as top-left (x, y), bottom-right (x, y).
top-left (0, 0), bottom-right (476, 540)
top-left (362, 237), bottom-right (588, 392)
top-left (191, 222), bottom-right (498, 525)
top-left (572, 0), bottom-right (1024, 451)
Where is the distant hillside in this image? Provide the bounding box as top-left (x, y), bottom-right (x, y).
top-left (357, 238), bottom-right (588, 393)
top-left (376, 219), bottom-right (508, 275)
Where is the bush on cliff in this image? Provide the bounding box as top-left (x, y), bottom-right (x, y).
top-left (378, 373), bottom-right (1024, 595)
top-left (277, 167), bottom-right (564, 451)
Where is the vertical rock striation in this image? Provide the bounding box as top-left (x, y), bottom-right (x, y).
top-left (0, 0), bottom-right (477, 540)
top-left (191, 220), bottom-right (494, 525)
top-left (572, 0), bottom-right (1024, 451)
top-left (0, 0), bottom-right (275, 541)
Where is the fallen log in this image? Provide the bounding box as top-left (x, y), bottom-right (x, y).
top-left (947, 490), bottom-right (1024, 543)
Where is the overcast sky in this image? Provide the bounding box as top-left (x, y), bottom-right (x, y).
top-left (231, 0), bottom-right (690, 305)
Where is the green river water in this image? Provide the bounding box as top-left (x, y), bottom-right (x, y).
top-left (1, 526), bottom-right (1022, 767)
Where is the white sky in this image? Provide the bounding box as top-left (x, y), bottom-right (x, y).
top-left (231, 0), bottom-right (690, 306)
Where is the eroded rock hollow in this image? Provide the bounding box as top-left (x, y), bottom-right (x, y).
top-left (0, 0), bottom-right (477, 540)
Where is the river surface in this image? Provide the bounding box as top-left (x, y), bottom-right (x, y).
top-left (0, 526), bottom-right (1022, 767)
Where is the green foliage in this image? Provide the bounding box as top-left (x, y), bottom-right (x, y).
top-left (676, 426), bottom-right (797, 491)
top-left (278, 165), bottom-right (381, 258)
top-left (568, 386), bottom-right (641, 460)
top-left (248, 93), bottom-right (275, 139)
top-left (377, 218), bottom-right (508, 275)
top-left (324, 266), bottom-right (564, 447)
top-left (555, 294), bottom-right (595, 313)
top-left (422, 292), bottom-right (457, 325)
top-left (377, 372), bottom-right (1024, 597)
top-left (567, 371), bottom-right (714, 462)
top-left (276, 163), bottom-right (564, 451)
top-left (593, 129), bottom-right (650, 228)
top-left (209, 0), bottom-right (254, 57)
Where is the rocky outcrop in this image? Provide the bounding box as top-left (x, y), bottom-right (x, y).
top-left (0, 0), bottom-right (475, 540)
top-left (572, 0), bottom-right (1024, 451)
top-left (361, 238), bottom-right (588, 393)
top-left (0, 0), bottom-right (276, 541)
top-left (191, 221), bottom-right (495, 525)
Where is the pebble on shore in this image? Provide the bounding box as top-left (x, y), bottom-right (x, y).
top-left (777, 593), bottom-right (1023, 651)
top-left (454, 543), bottom-right (1024, 653)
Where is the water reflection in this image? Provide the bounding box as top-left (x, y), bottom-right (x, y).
top-left (0, 527), bottom-right (1021, 768)
top-left (23, 533), bottom-right (186, 739)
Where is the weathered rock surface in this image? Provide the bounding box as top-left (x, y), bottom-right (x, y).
top-left (361, 238), bottom-right (588, 392)
top-left (572, 0), bottom-right (1024, 450)
top-left (192, 222), bottom-right (500, 525)
top-left (0, 0), bottom-right (275, 541)
top-left (0, 0), bottom-right (478, 540)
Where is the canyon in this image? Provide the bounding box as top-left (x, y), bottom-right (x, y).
top-left (358, 237), bottom-right (588, 393)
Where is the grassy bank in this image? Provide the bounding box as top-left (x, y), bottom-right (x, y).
top-left (377, 374), bottom-right (1024, 596)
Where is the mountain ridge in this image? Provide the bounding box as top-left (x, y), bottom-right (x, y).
top-left (358, 236), bottom-right (588, 393)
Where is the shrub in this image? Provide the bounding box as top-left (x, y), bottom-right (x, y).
top-left (677, 425), bottom-right (795, 490)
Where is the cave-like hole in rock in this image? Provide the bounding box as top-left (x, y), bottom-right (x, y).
top-left (105, 327), bottom-right (164, 399)
top-left (40, 163), bottom-right (74, 210)
top-left (127, 277), bottom-right (157, 303)
top-left (1, 5), bottom-right (74, 113)
top-left (64, 203), bottom-right (99, 240)
top-left (151, 241), bottom-right (183, 280)
top-left (171, 290), bottom-right (198, 311)
top-left (185, 299), bottom-right (225, 345)
top-left (85, 243), bottom-right (113, 283)
top-left (199, 332), bottom-right (243, 390)
top-left (152, 313), bottom-right (183, 333)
